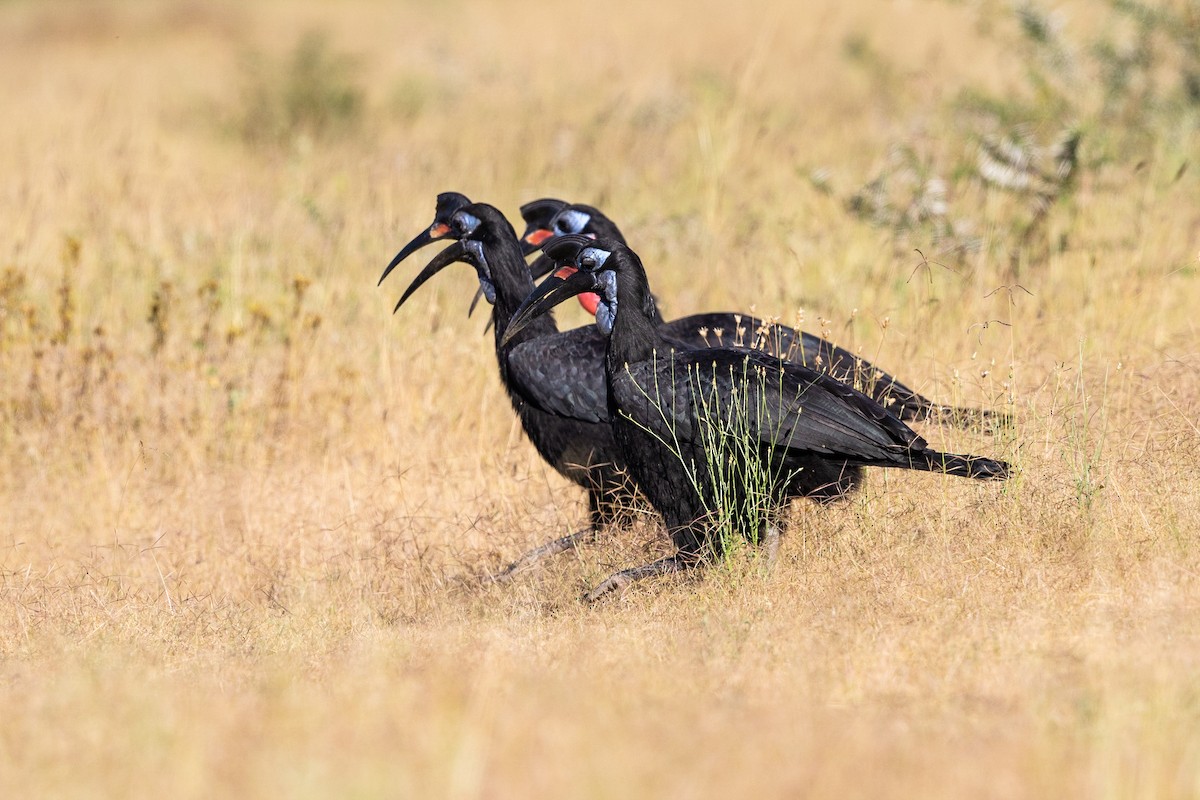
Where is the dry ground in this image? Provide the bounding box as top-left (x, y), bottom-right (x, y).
top-left (2, 1), bottom-right (1199, 797)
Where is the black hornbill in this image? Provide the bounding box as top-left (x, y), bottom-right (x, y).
top-left (516, 198), bottom-right (1003, 427)
top-left (503, 235), bottom-right (1011, 600)
top-left (381, 194), bottom-right (867, 580)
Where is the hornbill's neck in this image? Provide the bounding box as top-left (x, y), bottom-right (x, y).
top-left (606, 253), bottom-right (668, 369)
top-left (483, 223), bottom-right (558, 350)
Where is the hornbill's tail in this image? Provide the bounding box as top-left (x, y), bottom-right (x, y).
top-left (910, 449), bottom-right (1012, 481)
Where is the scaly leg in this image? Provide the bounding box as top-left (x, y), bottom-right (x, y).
top-left (493, 527), bottom-right (597, 583)
top-left (584, 553), bottom-right (701, 602)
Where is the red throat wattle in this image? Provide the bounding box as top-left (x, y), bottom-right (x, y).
top-left (577, 291), bottom-right (601, 316)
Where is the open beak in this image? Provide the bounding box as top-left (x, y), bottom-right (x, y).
top-left (392, 239), bottom-right (467, 313)
top-left (519, 228), bottom-right (553, 256)
top-left (500, 267), bottom-right (598, 347)
top-left (378, 222), bottom-right (453, 286)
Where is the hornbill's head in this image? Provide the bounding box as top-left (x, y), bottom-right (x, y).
top-left (517, 198), bottom-right (568, 255)
top-left (522, 203), bottom-right (628, 317)
top-left (502, 234), bottom-right (623, 347)
top-left (523, 203), bottom-right (626, 262)
top-left (379, 194), bottom-right (507, 314)
top-left (460, 196), bottom-right (566, 322)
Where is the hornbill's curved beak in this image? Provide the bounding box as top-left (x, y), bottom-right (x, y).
top-left (378, 222), bottom-right (452, 287)
top-left (500, 266), bottom-right (598, 347)
top-left (392, 239), bottom-right (472, 314)
top-left (519, 228), bottom-right (553, 256)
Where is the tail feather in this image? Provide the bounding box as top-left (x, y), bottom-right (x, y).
top-left (915, 449), bottom-right (1012, 481)
top-left (886, 391), bottom-right (1014, 432)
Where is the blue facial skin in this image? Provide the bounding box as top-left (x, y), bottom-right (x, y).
top-left (460, 238), bottom-right (495, 304)
top-left (450, 211), bottom-right (494, 303)
top-left (455, 211), bottom-right (481, 236)
top-left (553, 209), bottom-right (591, 236)
top-left (592, 269), bottom-right (617, 335)
top-left (573, 247), bottom-right (615, 333)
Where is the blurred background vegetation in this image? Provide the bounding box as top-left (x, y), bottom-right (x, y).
top-left (1, 1), bottom-right (1198, 798)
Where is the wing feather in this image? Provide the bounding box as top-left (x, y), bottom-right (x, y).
top-left (505, 327), bottom-right (611, 424)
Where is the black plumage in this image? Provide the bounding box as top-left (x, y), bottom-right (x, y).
top-left (503, 235), bottom-right (1011, 599)
top-left (381, 195), bottom-right (863, 580)
top-left (519, 199), bottom-right (1003, 427)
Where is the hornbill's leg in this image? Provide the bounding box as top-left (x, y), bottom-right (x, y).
top-left (759, 521), bottom-right (782, 565)
top-left (493, 474), bottom-right (643, 582)
top-left (493, 527), bottom-right (598, 582)
top-left (493, 485), bottom-right (618, 583)
top-left (584, 525), bottom-right (705, 602)
top-left (583, 553), bottom-right (701, 602)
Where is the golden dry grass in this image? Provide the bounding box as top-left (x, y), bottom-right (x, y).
top-left (2, 0), bottom-right (1199, 797)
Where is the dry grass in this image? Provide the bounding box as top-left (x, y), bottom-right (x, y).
top-left (2, 0), bottom-right (1199, 797)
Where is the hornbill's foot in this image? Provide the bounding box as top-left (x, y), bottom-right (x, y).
top-left (492, 528), bottom-right (597, 583)
top-left (583, 553), bottom-right (700, 602)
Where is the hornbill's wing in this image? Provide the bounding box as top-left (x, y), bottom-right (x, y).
top-left (624, 348), bottom-right (927, 463)
top-left (505, 327), bottom-right (611, 424)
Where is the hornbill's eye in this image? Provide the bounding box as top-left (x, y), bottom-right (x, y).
top-left (453, 211), bottom-right (481, 236)
top-left (580, 257), bottom-right (597, 269)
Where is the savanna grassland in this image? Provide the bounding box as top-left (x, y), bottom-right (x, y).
top-left (2, 0), bottom-right (1199, 797)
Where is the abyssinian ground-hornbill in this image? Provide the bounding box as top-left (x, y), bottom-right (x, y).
top-left (381, 193), bottom-right (883, 580)
top-left (517, 198), bottom-right (1004, 428)
top-left (502, 235), bottom-right (1011, 600)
